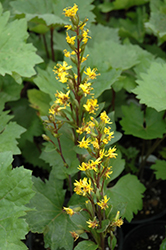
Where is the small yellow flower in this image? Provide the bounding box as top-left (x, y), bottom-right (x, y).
top-left (63, 207), bottom-right (75, 216)
top-left (107, 146), bottom-right (117, 158)
top-left (49, 104), bottom-right (65, 115)
top-left (81, 54), bottom-right (89, 63)
top-left (97, 195), bottom-right (110, 210)
top-left (63, 4), bottom-right (78, 17)
top-left (83, 98), bottom-right (99, 114)
top-left (53, 61), bottom-right (72, 83)
top-left (78, 162), bottom-right (90, 171)
top-left (66, 32), bottom-right (76, 45)
top-left (55, 90), bottom-right (70, 106)
top-left (91, 138), bottom-right (99, 149)
top-left (82, 29), bottom-right (91, 44)
top-left (64, 24), bottom-right (72, 30)
top-left (100, 111), bottom-right (112, 124)
top-left (78, 136), bottom-right (91, 148)
top-left (114, 218), bottom-right (123, 227)
top-left (63, 49), bottom-right (76, 57)
top-left (86, 217), bottom-right (99, 229)
top-left (74, 178), bottom-right (93, 196)
top-left (80, 82), bottom-right (93, 96)
top-left (84, 67), bottom-right (100, 80)
top-left (104, 166), bottom-right (113, 179)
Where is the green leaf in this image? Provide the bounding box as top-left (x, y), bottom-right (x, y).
top-left (34, 63), bottom-right (63, 102)
top-left (0, 75), bottom-right (22, 111)
top-left (0, 4), bottom-right (43, 80)
top-left (74, 241), bottom-right (98, 250)
top-left (0, 151), bottom-right (35, 250)
top-left (0, 110), bottom-right (26, 154)
top-left (97, 219), bottom-right (110, 233)
top-left (145, 0), bottom-right (166, 44)
top-left (99, 0), bottom-right (149, 12)
top-left (28, 89), bottom-right (51, 116)
top-left (40, 129), bottom-right (79, 179)
top-left (106, 174), bottom-right (146, 222)
top-left (160, 238), bottom-right (166, 250)
top-left (151, 160), bottom-right (166, 180)
top-left (25, 167), bottom-right (75, 250)
top-left (11, 0), bottom-right (95, 27)
top-left (9, 98), bottom-right (44, 143)
top-left (120, 103), bottom-right (166, 139)
top-left (133, 61), bottom-right (166, 112)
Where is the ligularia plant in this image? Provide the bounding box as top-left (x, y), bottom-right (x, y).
top-left (42, 4), bottom-right (123, 249)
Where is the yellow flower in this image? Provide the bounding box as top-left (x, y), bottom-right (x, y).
top-left (64, 24), bottom-right (72, 30)
top-left (100, 111), bottom-right (112, 124)
top-left (78, 162), bottom-right (90, 171)
top-left (86, 217), bottom-right (99, 229)
top-left (81, 54), bottom-right (89, 63)
top-left (66, 32), bottom-right (76, 45)
top-left (89, 158), bottom-right (101, 171)
top-left (104, 166), bottom-right (113, 179)
top-left (91, 138), bottom-right (99, 149)
top-left (82, 29), bottom-right (91, 44)
top-left (114, 218), bottom-right (123, 227)
top-left (63, 207), bottom-right (75, 216)
top-left (70, 231), bottom-right (79, 241)
top-left (84, 67), bottom-right (100, 80)
top-left (49, 104), bottom-right (65, 115)
top-left (107, 146), bottom-right (117, 158)
top-left (53, 61), bottom-right (72, 83)
top-left (55, 90), bottom-right (70, 106)
top-left (74, 178), bottom-right (93, 196)
top-left (63, 49), bottom-right (76, 57)
top-left (63, 4), bottom-right (78, 17)
top-left (83, 98), bottom-right (99, 114)
top-left (78, 136), bottom-right (91, 148)
top-left (97, 195), bottom-right (110, 210)
top-left (80, 82), bottom-right (93, 96)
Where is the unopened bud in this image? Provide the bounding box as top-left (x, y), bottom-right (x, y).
top-left (42, 134), bottom-right (50, 141)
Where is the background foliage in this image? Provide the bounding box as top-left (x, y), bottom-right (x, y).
top-left (0, 0), bottom-right (166, 249)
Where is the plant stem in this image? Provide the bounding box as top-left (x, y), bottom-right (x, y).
top-left (42, 34), bottom-right (49, 59)
top-left (50, 27), bottom-right (55, 62)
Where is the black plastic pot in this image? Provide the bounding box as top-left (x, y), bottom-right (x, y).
top-left (123, 221), bottom-right (166, 250)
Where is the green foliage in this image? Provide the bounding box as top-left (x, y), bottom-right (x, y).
top-left (0, 109), bottom-right (26, 154)
top-left (133, 61), bottom-right (166, 112)
top-left (0, 3), bottom-right (43, 82)
top-left (74, 241), bottom-right (98, 250)
top-left (106, 174), bottom-right (146, 222)
top-left (160, 238), bottom-right (166, 250)
top-left (0, 151), bottom-right (35, 250)
top-left (151, 160), bottom-right (166, 180)
top-left (120, 103), bottom-right (166, 139)
top-left (25, 167), bottom-right (75, 250)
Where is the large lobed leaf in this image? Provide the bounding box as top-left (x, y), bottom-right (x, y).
top-left (0, 151), bottom-right (35, 250)
top-left (11, 0), bottom-right (95, 27)
top-left (0, 110), bottom-right (26, 154)
top-left (106, 174), bottom-right (146, 222)
top-left (120, 103), bottom-right (166, 139)
top-left (133, 61), bottom-right (166, 112)
top-left (0, 3), bottom-right (43, 81)
top-left (25, 167), bottom-right (75, 250)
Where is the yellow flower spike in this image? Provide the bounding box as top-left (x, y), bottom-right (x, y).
top-left (66, 32), bottom-right (76, 45)
top-left (83, 98), bottom-right (99, 114)
top-left (63, 207), bottom-right (75, 216)
top-left (87, 217), bottom-right (99, 229)
top-left (97, 195), bottom-right (110, 210)
top-left (78, 136), bottom-right (91, 148)
top-left (84, 67), bottom-right (100, 80)
top-left (63, 4), bottom-right (78, 17)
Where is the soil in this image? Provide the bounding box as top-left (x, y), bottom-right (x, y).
top-left (132, 180), bottom-right (166, 223)
top-left (123, 221), bottom-right (166, 250)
